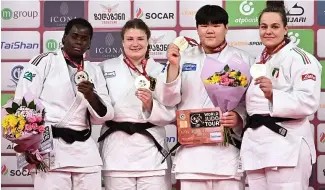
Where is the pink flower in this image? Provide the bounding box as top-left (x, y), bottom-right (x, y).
top-left (38, 125), bottom-right (45, 133)
top-left (32, 123), bottom-right (38, 130)
top-left (25, 124), bottom-right (33, 132)
top-left (36, 116), bottom-right (43, 122)
top-left (27, 116), bottom-right (37, 123)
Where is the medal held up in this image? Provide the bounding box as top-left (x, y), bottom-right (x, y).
top-left (62, 50), bottom-right (89, 84)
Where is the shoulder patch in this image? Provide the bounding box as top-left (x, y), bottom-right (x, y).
top-left (31, 52), bottom-right (56, 66)
top-left (291, 48), bottom-right (311, 65)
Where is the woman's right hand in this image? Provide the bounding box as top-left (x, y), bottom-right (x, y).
top-left (167, 43), bottom-right (181, 66)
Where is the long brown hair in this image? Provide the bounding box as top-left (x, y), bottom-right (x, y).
top-left (121, 18), bottom-right (151, 59)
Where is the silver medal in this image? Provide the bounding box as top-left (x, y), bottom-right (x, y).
top-left (134, 75), bottom-right (150, 89)
top-left (250, 64), bottom-right (266, 79)
top-left (74, 71), bottom-right (89, 84)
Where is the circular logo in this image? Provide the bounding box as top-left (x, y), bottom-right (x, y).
top-left (60, 2), bottom-right (69, 15)
top-left (180, 114), bottom-right (186, 120)
top-left (46, 39), bottom-right (58, 51)
top-left (1, 8), bottom-right (12, 20)
top-left (11, 65), bottom-right (24, 82)
top-left (239, 1), bottom-right (254, 16)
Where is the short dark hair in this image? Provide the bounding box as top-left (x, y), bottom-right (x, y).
top-left (64, 18), bottom-right (93, 39)
top-left (195, 5), bottom-right (228, 27)
top-left (121, 18), bottom-right (151, 59)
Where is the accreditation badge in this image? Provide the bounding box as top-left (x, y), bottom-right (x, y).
top-left (176, 107), bottom-right (224, 145)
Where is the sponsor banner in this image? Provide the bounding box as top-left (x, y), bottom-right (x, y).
top-left (1, 62), bottom-right (26, 91)
top-left (226, 29), bottom-right (264, 58)
top-left (149, 30), bottom-right (176, 59)
top-left (321, 61), bottom-right (325, 89)
top-left (179, 0), bottom-right (222, 27)
top-left (1, 156), bottom-right (33, 185)
top-left (88, 31), bottom-right (123, 60)
top-left (43, 31), bottom-right (64, 53)
top-left (226, 0), bottom-right (266, 27)
top-left (318, 124), bottom-right (325, 153)
top-left (317, 155), bottom-right (325, 184)
top-left (88, 1), bottom-right (131, 28)
top-left (179, 30), bottom-right (200, 44)
top-left (317, 1), bottom-right (325, 26)
top-left (43, 1), bottom-right (85, 28)
top-left (285, 1), bottom-right (314, 26)
top-left (1, 31), bottom-right (40, 60)
top-left (134, 0), bottom-right (176, 27)
top-left (317, 29), bottom-right (325, 58)
top-left (1, 1), bottom-right (40, 28)
top-left (288, 29), bottom-right (314, 54)
top-left (318, 92), bottom-right (325, 121)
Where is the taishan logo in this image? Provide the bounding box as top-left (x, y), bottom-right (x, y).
top-left (94, 4), bottom-right (126, 24)
top-left (135, 7), bottom-right (174, 20)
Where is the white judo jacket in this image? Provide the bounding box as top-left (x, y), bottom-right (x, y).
top-left (155, 45), bottom-right (255, 178)
top-left (99, 55), bottom-right (176, 177)
top-left (14, 50), bottom-right (114, 172)
top-left (241, 41), bottom-right (321, 170)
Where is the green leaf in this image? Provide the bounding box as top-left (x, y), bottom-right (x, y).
top-left (11, 102), bottom-right (19, 113)
top-left (224, 65), bottom-right (229, 72)
top-left (28, 100), bottom-right (36, 110)
top-left (5, 108), bottom-right (14, 114)
top-left (42, 109), bottom-right (46, 117)
top-left (22, 98), bottom-right (27, 107)
top-left (237, 71), bottom-right (241, 76)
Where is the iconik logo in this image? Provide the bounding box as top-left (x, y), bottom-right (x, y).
top-left (89, 32), bottom-right (123, 59)
top-left (44, 1), bottom-right (85, 27)
top-left (9, 65), bottom-right (24, 88)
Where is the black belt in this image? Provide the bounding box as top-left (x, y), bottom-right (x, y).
top-left (161, 128), bottom-right (241, 163)
top-left (242, 114), bottom-right (295, 137)
top-left (52, 111), bottom-right (92, 144)
top-left (98, 121), bottom-right (169, 161)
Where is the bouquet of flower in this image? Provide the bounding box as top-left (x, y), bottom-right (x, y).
top-left (201, 55), bottom-right (251, 146)
top-left (2, 94), bottom-right (48, 172)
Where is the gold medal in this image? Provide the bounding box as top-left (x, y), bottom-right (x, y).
top-left (135, 75), bottom-right (150, 89)
top-left (173, 36), bottom-right (189, 52)
top-left (74, 71), bottom-right (89, 84)
top-left (250, 64), bottom-right (266, 79)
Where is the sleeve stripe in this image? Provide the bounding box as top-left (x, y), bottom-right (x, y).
top-left (292, 48), bottom-right (311, 65)
top-left (31, 52), bottom-right (55, 66)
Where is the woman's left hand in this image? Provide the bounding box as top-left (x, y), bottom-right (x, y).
top-left (255, 76), bottom-right (273, 102)
top-left (136, 88), bottom-right (153, 112)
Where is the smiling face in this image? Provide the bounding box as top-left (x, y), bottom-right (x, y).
top-left (259, 12), bottom-right (288, 50)
top-left (122, 28), bottom-right (148, 61)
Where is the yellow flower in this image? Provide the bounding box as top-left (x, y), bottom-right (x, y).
top-left (211, 75), bottom-right (221, 83)
top-left (15, 132), bottom-right (22, 138)
top-left (18, 120), bottom-right (25, 130)
top-left (204, 79), bottom-right (215, 84)
top-left (241, 80), bottom-right (248, 87)
top-left (7, 114), bottom-right (18, 128)
top-left (229, 71), bottom-right (237, 77)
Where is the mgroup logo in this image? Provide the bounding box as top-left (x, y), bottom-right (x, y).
top-left (227, 0), bottom-right (265, 26)
top-left (1, 1), bottom-right (40, 28)
top-left (89, 2), bottom-right (130, 27)
top-left (46, 39), bottom-right (63, 52)
top-left (89, 32), bottom-right (123, 60)
top-left (44, 1), bottom-right (85, 28)
top-left (134, 1), bottom-right (176, 27)
top-left (43, 31), bottom-right (64, 53)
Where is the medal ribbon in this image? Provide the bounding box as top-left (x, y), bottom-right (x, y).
top-left (259, 40), bottom-right (286, 64)
top-left (62, 50), bottom-right (84, 71)
top-left (123, 56), bottom-right (150, 80)
top-left (183, 37), bottom-right (227, 53)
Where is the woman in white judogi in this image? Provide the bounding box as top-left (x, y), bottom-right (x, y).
top-left (98, 18), bottom-right (175, 190)
top-left (241, 1), bottom-right (322, 190)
